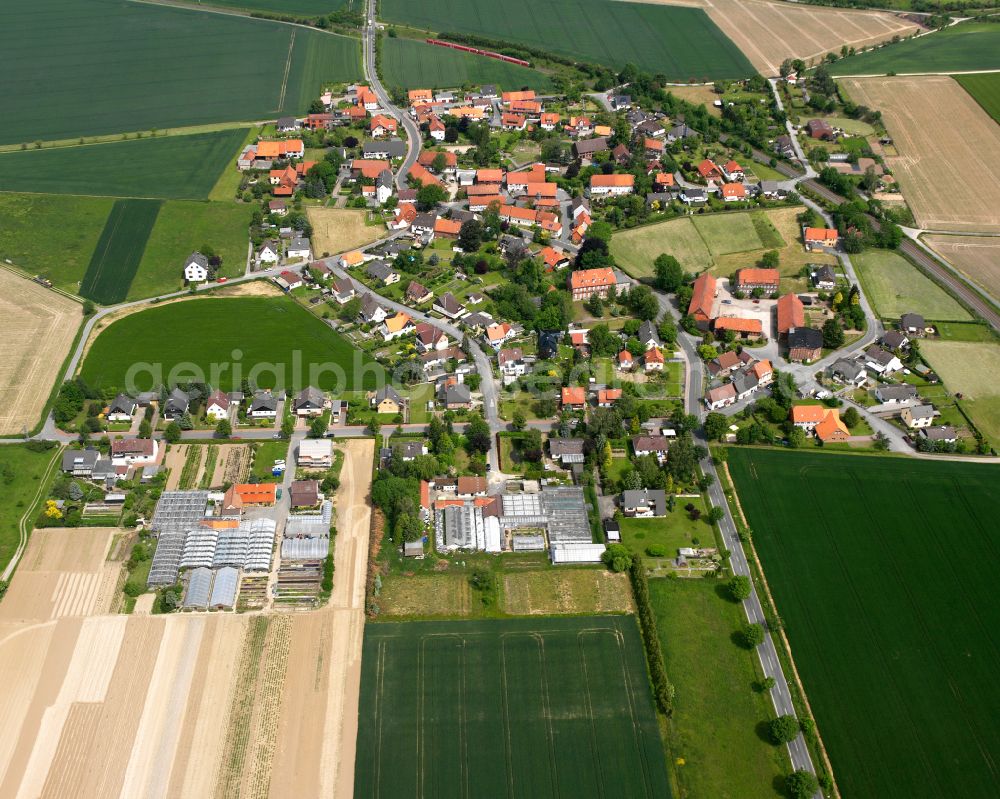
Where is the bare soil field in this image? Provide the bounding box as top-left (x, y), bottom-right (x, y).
top-left (630, 0), bottom-right (917, 76)
top-left (212, 443), bottom-right (250, 487)
top-left (0, 438), bottom-right (375, 799)
top-left (842, 76), bottom-right (1000, 233)
top-left (502, 569), bottom-right (635, 615)
top-left (924, 235), bottom-right (1000, 301)
top-left (0, 271), bottom-right (82, 434)
top-left (306, 208), bottom-right (384, 258)
top-left (164, 444), bottom-right (189, 490)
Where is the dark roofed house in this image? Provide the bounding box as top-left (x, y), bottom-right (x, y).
top-left (573, 137), bottom-right (609, 159)
top-left (549, 437), bottom-right (586, 464)
top-left (62, 448), bottom-right (102, 476)
top-left (621, 488), bottom-right (666, 517)
top-left (162, 388), bottom-right (190, 420)
top-left (807, 119), bottom-right (834, 140)
top-left (667, 124), bottom-right (698, 142)
top-left (881, 330), bottom-right (910, 350)
top-left (923, 425), bottom-right (958, 443)
top-left (293, 386), bottom-right (326, 416)
top-left (538, 330), bottom-right (561, 360)
top-left (440, 383), bottom-right (472, 409)
top-left (786, 327), bottom-right (823, 362)
top-left (632, 435), bottom-right (670, 462)
top-left (810, 264), bottom-right (836, 290)
top-left (107, 393), bottom-right (136, 422)
top-left (290, 479), bottom-right (320, 508)
top-left (433, 292), bottom-right (464, 319)
top-left (900, 313), bottom-right (926, 336)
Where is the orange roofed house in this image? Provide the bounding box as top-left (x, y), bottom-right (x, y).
top-left (776, 293), bottom-right (804, 336)
top-left (589, 173), bottom-right (634, 198)
top-left (224, 483), bottom-right (277, 508)
top-left (561, 386), bottom-right (587, 410)
top-left (804, 227), bottom-right (839, 251)
top-left (734, 268), bottom-right (779, 294)
top-left (714, 316), bottom-right (764, 340)
top-left (687, 272), bottom-right (717, 329)
top-left (568, 267), bottom-right (624, 301)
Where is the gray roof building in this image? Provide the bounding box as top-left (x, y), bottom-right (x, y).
top-left (250, 389), bottom-right (277, 413)
top-left (363, 138), bottom-right (407, 159)
top-left (621, 488), bottom-right (667, 516)
top-left (549, 437), bottom-right (585, 463)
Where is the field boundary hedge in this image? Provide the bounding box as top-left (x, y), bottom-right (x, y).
top-left (628, 558), bottom-right (675, 716)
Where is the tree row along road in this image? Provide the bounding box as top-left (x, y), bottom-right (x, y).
top-left (801, 179), bottom-right (1000, 332)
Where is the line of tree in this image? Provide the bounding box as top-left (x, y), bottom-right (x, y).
top-left (627, 557), bottom-right (675, 715)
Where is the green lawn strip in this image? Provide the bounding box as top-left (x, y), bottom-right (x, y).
top-left (691, 212), bottom-right (764, 257)
top-left (380, 0), bottom-right (753, 79)
top-left (955, 73), bottom-right (1000, 125)
top-left (128, 201), bottom-right (252, 300)
top-left (0, 444), bottom-right (62, 574)
top-left (851, 248), bottom-right (971, 321)
top-left (932, 321), bottom-right (996, 342)
top-left (0, 193), bottom-right (113, 292)
top-left (0, 129), bottom-right (250, 199)
top-left (728, 448), bottom-right (1000, 799)
top-left (381, 37), bottom-right (554, 91)
top-left (650, 578), bottom-right (787, 798)
top-left (1, 0), bottom-right (361, 145)
top-left (209, 127), bottom-right (259, 202)
top-left (828, 23), bottom-right (1000, 76)
top-left (79, 295), bottom-right (387, 392)
top-left (749, 211), bottom-right (785, 250)
top-left (80, 199), bottom-right (163, 304)
top-left (356, 616), bottom-right (672, 797)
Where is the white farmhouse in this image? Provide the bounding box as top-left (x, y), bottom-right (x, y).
top-left (184, 252), bottom-right (209, 283)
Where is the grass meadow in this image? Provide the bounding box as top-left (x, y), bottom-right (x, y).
top-left (80, 295), bottom-right (386, 392)
top-left (920, 339), bottom-right (1000, 446)
top-left (0, 193), bottom-right (113, 292)
top-left (172, 0), bottom-right (351, 12)
top-left (1, 0), bottom-right (361, 144)
top-left (0, 444), bottom-right (62, 573)
top-left (130, 201), bottom-right (253, 300)
top-left (0, 129), bottom-right (249, 200)
top-left (381, 37), bottom-right (554, 91)
top-left (355, 616), bottom-right (671, 798)
top-left (852, 248), bottom-right (971, 321)
top-left (955, 73), bottom-right (1000, 125)
top-left (827, 22), bottom-right (1000, 75)
top-left (728, 448), bottom-right (1000, 799)
top-left (379, 0), bottom-right (753, 79)
top-left (650, 579), bottom-right (787, 798)
top-left (80, 199), bottom-right (163, 305)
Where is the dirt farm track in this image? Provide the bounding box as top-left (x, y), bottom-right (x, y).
top-left (630, 0), bottom-right (918, 76)
top-left (0, 439), bottom-right (374, 799)
top-left (842, 76), bottom-right (1000, 234)
top-left (0, 270), bottom-right (81, 435)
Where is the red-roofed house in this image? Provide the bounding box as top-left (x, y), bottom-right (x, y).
top-left (597, 388), bottom-right (622, 407)
top-left (589, 173), bottom-right (634, 197)
top-left (776, 293), bottom-right (805, 335)
top-left (409, 162), bottom-right (445, 189)
top-left (653, 172), bottom-right (676, 191)
top-left (722, 160), bottom-right (745, 181)
top-left (804, 227), bottom-right (839, 251)
top-left (734, 268), bottom-right (780, 293)
top-left (644, 348), bottom-right (665, 372)
top-left (561, 386), bottom-right (586, 410)
top-left (617, 350), bottom-right (634, 370)
top-left (720, 182), bottom-right (747, 202)
top-left (568, 268), bottom-right (616, 300)
top-left (697, 159), bottom-right (723, 181)
top-left (434, 217), bottom-right (462, 239)
top-left (688, 272), bottom-right (717, 327)
top-left (502, 112), bottom-right (527, 130)
top-left (370, 115), bottom-right (397, 137)
top-left (714, 316), bottom-right (764, 339)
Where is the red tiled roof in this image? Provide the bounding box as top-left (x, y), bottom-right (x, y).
top-left (688, 272), bottom-right (717, 320)
top-left (715, 316), bottom-right (763, 335)
top-left (776, 293), bottom-right (805, 334)
top-left (561, 386), bottom-right (586, 405)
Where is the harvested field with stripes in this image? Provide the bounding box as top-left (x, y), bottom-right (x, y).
top-left (924, 234), bottom-right (1000, 302)
top-left (0, 439), bottom-right (375, 798)
top-left (0, 270), bottom-right (82, 435)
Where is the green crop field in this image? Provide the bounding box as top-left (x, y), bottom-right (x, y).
top-left (0, 193), bottom-right (113, 292)
top-left (80, 199), bottom-right (163, 305)
top-left (379, 0), bottom-right (754, 79)
top-left (2, 0), bottom-right (361, 145)
top-left (650, 579), bottom-right (787, 798)
top-left (956, 73), bottom-right (1000, 125)
top-left (129, 201), bottom-right (252, 300)
top-left (0, 129), bottom-right (249, 200)
top-left (80, 295), bottom-right (386, 392)
top-left (0, 444), bottom-right (62, 573)
top-left (382, 37), bottom-right (554, 91)
top-left (728, 448), bottom-right (1000, 799)
top-left (828, 23), bottom-right (1000, 75)
top-left (173, 0), bottom-right (351, 13)
top-left (356, 616), bottom-right (671, 798)
top-left (852, 248), bottom-right (970, 321)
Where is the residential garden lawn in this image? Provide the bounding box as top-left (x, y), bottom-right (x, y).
top-left (80, 294), bottom-right (386, 392)
top-left (692, 212), bottom-right (766, 257)
top-left (128, 201), bottom-right (252, 300)
top-left (499, 392), bottom-right (551, 421)
top-left (355, 616), bottom-right (671, 798)
top-left (0, 444), bottom-right (62, 573)
top-left (380, 0), bottom-right (753, 79)
top-left (828, 22), bottom-right (1000, 75)
top-left (852, 248), bottom-right (970, 321)
top-left (0, 129), bottom-right (250, 200)
top-left (602, 456), bottom-right (632, 492)
top-left (728, 448), bottom-right (1000, 799)
top-left (955, 73), bottom-right (1000, 125)
top-left (822, 115), bottom-right (876, 135)
top-left (381, 37), bottom-right (554, 92)
top-left (919, 339), bottom-right (1000, 445)
top-left (933, 320), bottom-right (996, 342)
top-left (619, 499), bottom-right (711, 562)
top-left (1, 0), bottom-right (361, 144)
top-left (0, 193), bottom-right (112, 293)
top-left (80, 199), bottom-right (163, 305)
top-left (404, 382), bottom-right (435, 424)
top-left (306, 207), bottom-right (385, 258)
top-left (650, 578), bottom-right (787, 799)
top-left (249, 440), bottom-right (290, 482)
